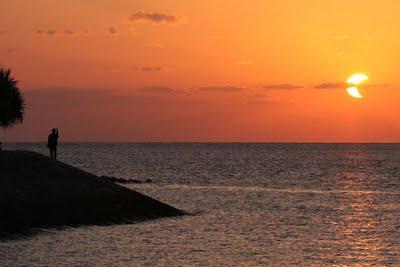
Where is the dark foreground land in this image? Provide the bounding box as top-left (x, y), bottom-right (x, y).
top-left (0, 151), bottom-right (184, 237)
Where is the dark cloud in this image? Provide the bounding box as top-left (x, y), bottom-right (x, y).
top-left (24, 88), bottom-right (198, 110)
top-left (64, 30), bottom-right (75, 35)
top-left (7, 48), bottom-right (16, 53)
top-left (108, 27), bottom-right (118, 35)
top-left (128, 11), bottom-right (179, 24)
top-left (198, 86), bottom-right (245, 93)
top-left (105, 66), bottom-right (164, 73)
top-left (36, 29), bottom-right (89, 37)
top-left (64, 29), bottom-right (89, 36)
top-left (141, 66), bottom-right (163, 72)
top-left (36, 29), bottom-right (57, 36)
top-left (314, 82), bottom-right (388, 89)
top-left (26, 88), bottom-right (124, 105)
top-left (130, 66), bottom-right (163, 72)
top-left (264, 83), bottom-right (303, 90)
top-left (25, 88), bottom-right (161, 107)
top-left (136, 86), bottom-right (193, 96)
top-left (137, 86), bottom-right (174, 94)
top-left (246, 99), bottom-right (278, 106)
top-left (314, 82), bottom-right (346, 89)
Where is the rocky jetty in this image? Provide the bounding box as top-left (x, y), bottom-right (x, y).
top-left (0, 151), bottom-right (184, 237)
top-left (100, 175), bottom-right (153, 184)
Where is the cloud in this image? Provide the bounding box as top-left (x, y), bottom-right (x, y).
top-left (264, 83), bottom-right (303, 90)
top-left (314, 82), bottom-right (346, 89)
top-left (314, 82), bottom-right (388, 90)
top-left (130, 66), bottom-right (164, 72)
top-left (104, 65), bottom-right (164, 73)
top-left (136, 86), bottom-right (191, 96)
top-left (246, 99), bottom-right (278, 106)
top-left (25, 87), bottom-right (198, 108)
top-left (108, 27), bottom-right (118, 35)
top-left (25, 88), bottom-right (164, 108)
top-left (36, 29), bottom-right (57, 36)
top-left (63, 29), bottom-right (89, 36)
top-left (36, 29), bottom-right (89, 37)
top-left (127, 11), bottom-right (179, 24)
top-left (136, 86), bottom-right (174, 94)
top-left (26, 88), bottom-right (126, 106)
top-left (7, 48), bottom-right (16, 53)
top-left (140, 66), bottom-right (163, 72)
top-left (198, 86), bottom-right (245, 93)
top-left (64, 30), bottom-right (75, 35)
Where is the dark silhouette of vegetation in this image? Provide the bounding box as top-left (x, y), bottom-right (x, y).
top-left (0, 68), bottom-right (25, 128)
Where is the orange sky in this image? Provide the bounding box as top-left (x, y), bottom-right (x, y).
top-left (1, 0), bottom-right (399, 142)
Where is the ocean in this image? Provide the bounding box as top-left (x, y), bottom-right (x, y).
top-left (1, 143), bottom-right (400, 266)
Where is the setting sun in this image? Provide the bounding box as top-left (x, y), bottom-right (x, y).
top-left (346, 87), bottom-right (363, 99)
top-left (347, 74), bottom-right (368, 85)
top-left (346, 73), bottom-right (368, 99)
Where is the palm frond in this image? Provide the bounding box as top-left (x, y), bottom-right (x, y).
top-left (0, 68), bottom-right (25, 128)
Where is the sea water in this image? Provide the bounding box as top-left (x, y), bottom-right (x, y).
top-left (1, 143), bottom-right (400, 266)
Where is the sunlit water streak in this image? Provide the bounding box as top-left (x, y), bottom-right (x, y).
top-left (1, 143), bottom-right (400, 266)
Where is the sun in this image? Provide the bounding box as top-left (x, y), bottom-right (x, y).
top-left (346, 87), bottom-right (363, 98)
top-left (346, 73), bottom-right (368, 99)
top-left (347, 73), bottom-right (368, 85)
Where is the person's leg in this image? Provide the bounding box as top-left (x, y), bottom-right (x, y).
top-left (50, 148), bottom-right (54, 159)
top-left (54, 147), bottom-right (57, 160)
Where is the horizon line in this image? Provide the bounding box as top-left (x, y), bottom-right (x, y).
top-left (4, 141), bottom-right (400, 144)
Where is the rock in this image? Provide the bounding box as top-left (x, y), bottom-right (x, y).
top-left (100, 175), bottom-right (153, 184)
top-left (0, 150), bottom-right (184, 237)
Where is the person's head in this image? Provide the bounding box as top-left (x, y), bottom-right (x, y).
top-left (51, 128), bottom-right (56, 134)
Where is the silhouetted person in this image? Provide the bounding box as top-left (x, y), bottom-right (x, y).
top-left (47, 128), bottom-right (59, 160)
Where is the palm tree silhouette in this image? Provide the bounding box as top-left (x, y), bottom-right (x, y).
top-left (0, 68), bottom-right (25, 149)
